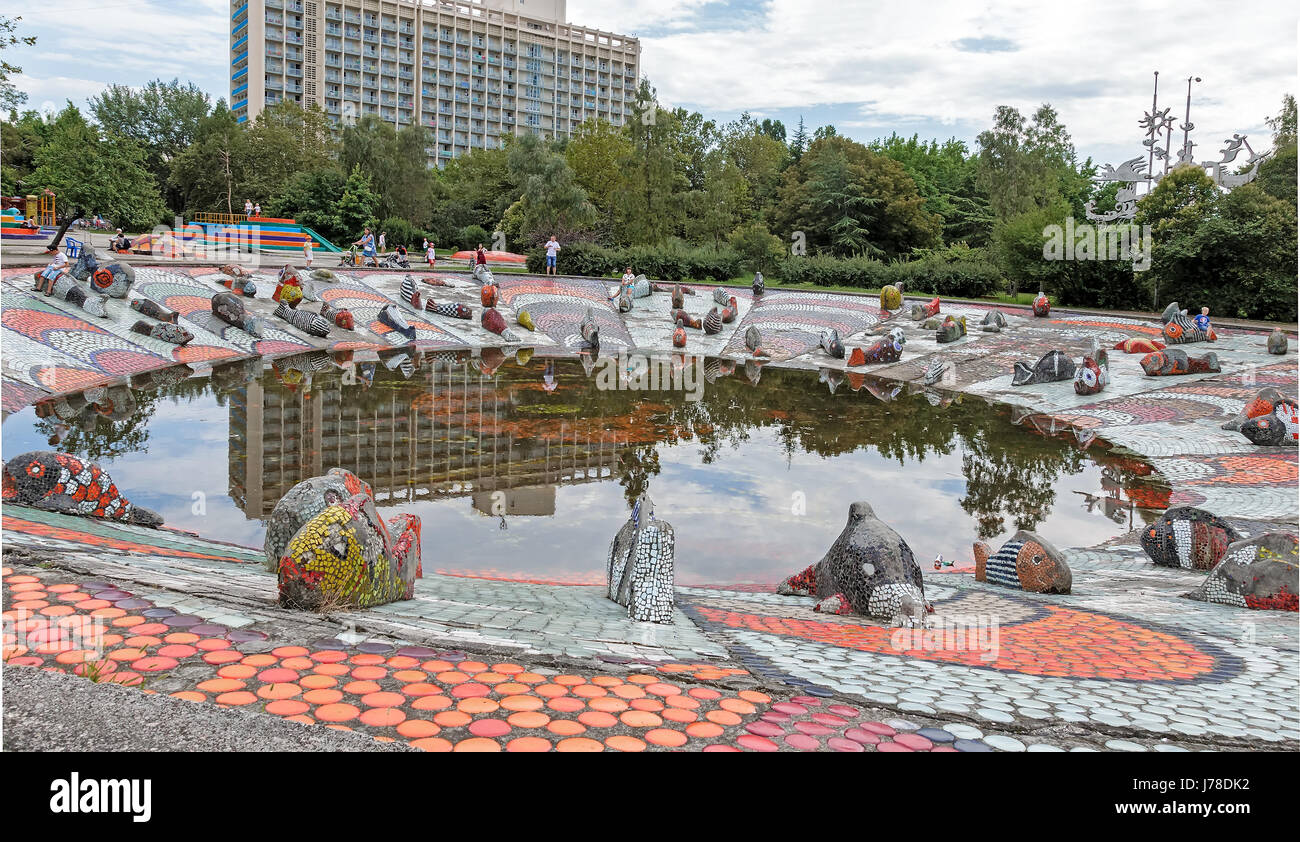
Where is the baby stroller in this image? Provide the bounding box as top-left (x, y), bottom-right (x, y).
top-left (339, 246), bottom-right (363, 267)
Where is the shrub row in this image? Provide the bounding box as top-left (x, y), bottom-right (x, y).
top-left (773, 250), bottom-right (1003, 298)
top-left (525, 241), bottom-right (744, 282)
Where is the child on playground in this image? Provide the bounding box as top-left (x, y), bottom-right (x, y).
top-left (425, 240), bottom-right (436, 267)
top-left (1194, 307), bottom-right (1211, 334)
top-left (302, 239), bottom-right (313, 268)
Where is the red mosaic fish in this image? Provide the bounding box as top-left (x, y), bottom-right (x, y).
top-left (2, 451), bottom-right (163, 527)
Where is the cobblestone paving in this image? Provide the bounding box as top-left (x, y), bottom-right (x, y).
top-left (2, 271), bottom-right (1296, 752)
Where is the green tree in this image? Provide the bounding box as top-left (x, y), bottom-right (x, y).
top-left (89, 79), bottom-right (212, 210)
top-left (268, 167), bottom-right (347, 243)
top-left (789, 116), bottom-right (809, 163)
top-left (0, 15), bottom-right (35, 111)
top-left (721, 113), bottom-right (789, 218)
top-left (31, 104), bottom-right (165, 247)
top-left (1256, 94), bottom-right (1297, 210)
top-left (168, 103), bottom-right (242, 215)
top-left (336, 164), bottom-right (380, 239)
top-left (564, 118), bottom-right (634, 221)
top-left (872, 133), bottom-right (993, 246)
top-left (505, 132), bottom-right (596, 246)
top-left (436, 146), bottom-right (515, 233)
top-left (339, 115), bottom-right (434, 225)
top-left (0, 108), bottom-right (45, 195)
top-left (239, 101), bottom-right (336, 208)
top-left (728, 221), bottom-right (785, 274)
top-left (976, 104), bottom-right (1091, 221)
top-left (613, 80), bottom-right (689, 245)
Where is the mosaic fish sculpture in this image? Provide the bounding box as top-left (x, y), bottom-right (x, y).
top-left (671, 285), bottom-right (684, 309)
top-left (211, 292), bottom-right (264, 337)
top-left (672, 319), bottom-right (687, 348)
top-left (311, 268), bottom-right (337, 282)
top-left (481, 306), bottom-right (520, 342)
top-left (1012, 350), bottom-right (1075, 386)
top-left (1139, 349), bottom-right (1220, 376)
top-left (670, 309), bottom-right (701, 330)
top-left (264, 469), bottom-right (375, 573)
top-left (631, 275), bottom-right (652, 299)
top-left (973, 530), bottom-right (1072, 593)
top-left (1221, 387), bottom-right (1297, 432)
top-left (703, 307), bottom-right (724, 335)
top-left (274, 302), bottom-right (331, 338)
top-left (880, 285), bottom-right (902, 312)
top-left (854, 328), bottom-right (906, 366)
top-left (68, 249), bottom-right (99, 282)
top-left (319, 301), bottom-right (355, 330)
top-left (923, 359), bottom-right (954, 386)
top-left (273, 275), bottom-right (305, 308)
top-left (752, 272), bottom-right (765, 296)
top-left (577, 307), bottom-right (600, 350)
top-left (1140, 506), bottom-right (1241, 570)
top-left (217, 274), bottom-right (258, 296)
top-left (472, 263), bottom-right (494, 285)
top-left (1032, 291), bottom-right (1050, 317)
top-left (400, 276), bottom-right (423, 310)
top-left (819, 328), bottom-right (845, 359)
top-left (1073, 349), bottom-right (1109, 396)
top-left (721, 297), bottom-right (738, 323)
top-left (617, 289), bottom-right (632, 313)
top-left (981, 310), bottom-right (1007, 332)
top-left (428, 301), bottom-right (472, 320)
top-left (220, 264), bottom-right (251, 278)
top-left (1113, 337), bottom-right (1166, 354)
top-left (481, 282), bottom-right (499, 308)
top-left (713, 288), bottom-right (731, 307)
top-left (605, 494), bottom-right (676, 623)
top-left (1239, 397), bottom-right (1299, 447)
top-left (745, 325), bottom-right (765, 357)
top-left (1160, 302), bottom-right (1216, 344)
top-left (85, 261), bottom-right (136, 299)
top-left (278, 491), bottom-right (422, 611)
top-left (34, 271), bottom-right (109, 317)
top-left (1267, 329), bottom-right (1289, 355)
top-left (517, 309), bottom-right (535, 331)
top-left (378, 304), bottom-right (416, 340)
top-left (130, 297), bottom-right (178, 323)
top-left (935, 315), bottom-right (966, 344)
top-left (1184, 533), bottom-right (1299, 611)
top-left (778, 501), bottom-right (928, 625)
top-left (909, 296), bottom-right (940, 321)
top-left (131, 320), bottom-right (194, 346)
top-left (2, 451), bottom-right (163, 527)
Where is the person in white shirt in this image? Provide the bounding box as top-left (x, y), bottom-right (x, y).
top-left (378, 231), bottom-right (386, 254)
top-left (244, 199), bottom-right (253, 218)
top-left (611, 266), bottom-right (635, 301)
top-left (544, 236), bottom-right (561, 275)
top-left (36, 250), bottom-right (69, 295)
top-left (303, 239), bottom-right (313, 268)
top-left (426, 242), bottom-right (437, 267)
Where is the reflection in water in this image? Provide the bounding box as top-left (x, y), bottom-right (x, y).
top-left (8, 351), bottom-right (1167, 585)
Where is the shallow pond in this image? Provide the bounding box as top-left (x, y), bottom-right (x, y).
top-left (2, 352), bottom-right (1167, 585)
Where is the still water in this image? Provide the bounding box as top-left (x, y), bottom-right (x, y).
top-left (2, 352), bottom-right (1165, 585)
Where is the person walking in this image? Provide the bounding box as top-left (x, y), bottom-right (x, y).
top-left (355, 227), bottom-right (378, 267)
top-left (253, 202), bottom-right (262, 218)
top-left (426, 240), bottom-right (437, 268)
top-left (303, 238), bottom-right (314, 269)
top-left (475, 243), bottom-right (488, 267)
top-left (378, 231), bottom-right (387, 255)
top-left (244, 199), bottom-right (253, 218)
top-left (544, 235), bottom-right (561, 276)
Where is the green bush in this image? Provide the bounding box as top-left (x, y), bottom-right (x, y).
top-left (375, 217), bottom-right (426, 252)
top-left (459, 224), bottom-right (492, 251)
top-left (525, 241), bottom-right (741, 282)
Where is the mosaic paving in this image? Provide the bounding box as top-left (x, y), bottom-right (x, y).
top-left (721, 291), bottom-right (884, 361)
top-left (496, 277), bottom-right (637, 352)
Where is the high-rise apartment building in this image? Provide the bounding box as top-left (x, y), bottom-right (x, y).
top-left (229, 0), bottom-right (641, 166)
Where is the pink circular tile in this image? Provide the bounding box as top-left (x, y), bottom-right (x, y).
top-left (828, 737), bottom-right (865, 752)
top-left (812, 712), bottom-right (847, 727)
top-left (744, 721), bottom-right (785, 737)
top-left (794, 721), bottom-right (833, 736)
top-left (468, 718), bottom-right (511, 738)
top-left (784, 733), bottom-right (821, 751)
top-left (771, 702), bottom-right (808, 716)
top-left (828, 705), bottom-right (860, 718)
top-left (703, 744), bottom-right (742, 752)
top-left (894, 733), bottom-right (934, 751)
top-left (877, 740), bottom-right (912, 752)
top-left (844, 728), bottom-right (882, 745)
top-left (789, 696), bottom-right (823, 707)
top-left (736, 735), bottom-right (779, 752)
top-left (861, 721), bottom-right (896, 736)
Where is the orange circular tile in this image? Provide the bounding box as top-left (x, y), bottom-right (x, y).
top-left (605, 736), bottom-right (647, 752)
top-left (124, 635), bottom-right (161, 648)
top-left (325, 725), bottom-right (353, 732)
top-left (453, 738), bottom-right (501, 752)
top-left (315, 703), bottom-right (361, 722)
top-left (386, 655), bottom-right (419, 669)
top-left (686, 721), bottom-right (724, 738)
top-left (266, 700), bottom-right (310, 716)
top-left (513, 672), bottom-right (546, 684)
top-left (411, 695), bottom-right (454, 711)
top-left (197, 678), bottom-right (245, 693)
top-left (170, 691), bottom-right (206, 703)
top-left (397, 719), bottom-right (440, 739)
top-left (738, 690), bottom-right (771, 704)
top-left (458, 661), bottom-right (488, 674)
top-left (433, 710), bottom-right (472, 728)
top-left (313, 662), bottom-right (350, 676)
top-left (90, 608), bottom-right (126, 619)
top-left (349, 653), bottom-right (386, 666)
top-left (420, 660), bottom-right (453, 673)
top-left (719, 698), bottom-right (756, 715)
top-left (553, 675), bottom-right (586, 686)
top-left (310, 650), bottom-right (348, 663)
top-left (499, 694), bottom-right (544, 712)
top-left (590, 676), bottom-right (622, 687)
top-left (626, 674), bottom-right (657, 685)
top-left (705, 710), bottom-right (742, 726)
top-left (351, 665), bottom-right (387, 681)
top-left (203, 650), bottom-right (242, 665)
top-left (493, 663), bottom-right (524, 675)
top-left (240, 654), bottom-right (277, 667)
top-left (392, 670), bottom-right (426, 683)
top-left (534, 683), bottom-right (568, 698)
top-left (555, 737), bottom-right (603, 752)
top-left (343, 680), bottom-right (382, 695)
top-left (548, 696), bottom-right (585, 713)
top-left (399, 682), bottom-right (442, 696)
top-left (106, 648), bottom-right (146, 662)
top-left (133, 656), bottom-right (179, 673)
top-left (612, 684), bottom-right (646, 699)
top-left (662, 708), bottom-right (698, 724)
top-left (645, 728), bottom-right (688, 747)
top-left (494, 682), bottom-right (530, 695)
top-left (258, 683), bottom-right (303, 700)
top-left (303, 688), bottom-right (344, 705)
top-left (474, 672), bottom-right (508, 685)
top-left (157, 644), bottom-right (197, 659)
top-left (620, 710), bottom-right (662, 728)
top-left (215, 691), bottom-right (258, 706)
top-left (688, 687), bottom-right (721, 700)
top-left (546, 719), bottom-right (586, 736)
top-left (458, 697), bottom-right (500, 714)
top-left (436, 670), bottom-right (469, 684)
top-left (629, 698), bottom-right (665, 712)
top-left (507, 711), bottom-right (550, 729)
top-left (359, 707), bottom-right (406, 727)
top-left (272, 646), bottom-right (309, 658)
top-left (665, 695), bottom-right (701, 710)
top-left (411, 737), bottom-right (454, 752)
top-left (645, 682), bottom-right (682, 697)
top-left (218, 664), bottom-right (257, 680)
top-left (588, 697), bottom-right (630, 713)
top-left (163, 632), bottom-right (199, 645)
top-left (578, 711), bottom-right (618, 728)
top-left (572, 684), bottom-right (607, 698)
top-left (300, 674), bottom-right (338, 690)
top-left (281, 657), bottom-right (314, 670)
top-left (361, 691), bottom-right (406, 708)
top-left (506, 736), bottom-right (551, 752)
top-left (196, 638), bottom-right (231, 651)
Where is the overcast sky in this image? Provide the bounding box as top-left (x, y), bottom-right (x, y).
top-left (9, 0), bottom-right (1298, 165)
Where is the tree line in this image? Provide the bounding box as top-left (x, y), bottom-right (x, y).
top-left (2, 70), bottom-right (1294, 320)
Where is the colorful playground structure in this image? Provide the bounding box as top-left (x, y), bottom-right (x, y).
top-left (184, 214), bottom-right (343, 254)
top-left (1, 194), bottom-right (55, 242)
